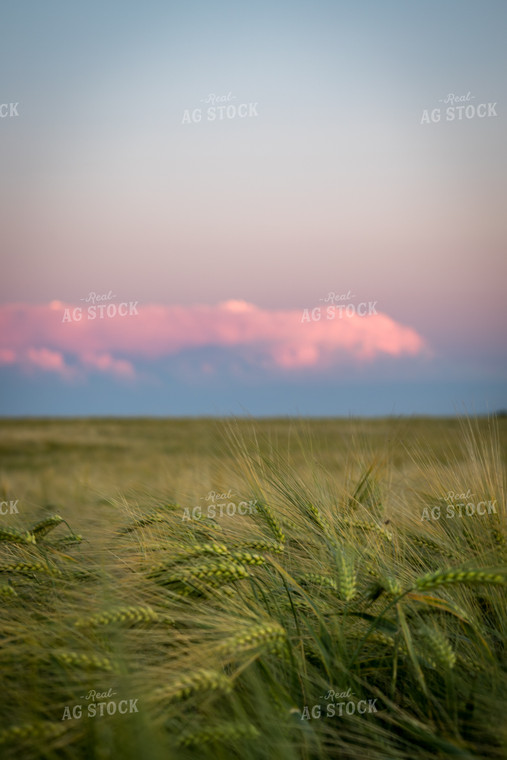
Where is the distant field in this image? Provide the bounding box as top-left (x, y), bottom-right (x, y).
top-left (1, 416), bottom-right (505, 525)
top-left (0, 417), bottom-right (505, 760)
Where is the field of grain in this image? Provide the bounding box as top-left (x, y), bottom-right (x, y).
top-left (0, 416), bottom-right (506, 760)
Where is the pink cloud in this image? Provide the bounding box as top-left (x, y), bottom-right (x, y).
top-left (0, 348), bottom-right (16, 364)
top-left (81, 352), bottom-right (135, 378)
top-left (0, 299), bottom-right (428, 380)
top-left (24, 347), bottom-right (75, 380)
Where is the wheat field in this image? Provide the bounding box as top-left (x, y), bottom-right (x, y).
top-left (0, 416), bottom-right (505, 760)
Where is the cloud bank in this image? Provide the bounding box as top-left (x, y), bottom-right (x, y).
top-left (0, 300), bottom-right (427, 381)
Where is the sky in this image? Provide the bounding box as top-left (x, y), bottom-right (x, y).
top-left (0, 0), bottom-right (506, 416)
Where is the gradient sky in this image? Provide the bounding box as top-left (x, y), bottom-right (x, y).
top-left (0, 0), bottom-right (506, 415)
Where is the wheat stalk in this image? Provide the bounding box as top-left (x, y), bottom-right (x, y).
top-left (152, 668), bottom-right (232, 702)
top-left (299, 573), bottom-right (338, 591)
top-left (218, 621), bottom-right (287, 657)
top-left (74, 604), bottom-right (165, 628)
top-left (307, 503), bottom-right (334, 541)
top-left (341, 518), bottom-right (393, 541)
top-left (152, 560), bottom-right (249, 582)
top-left (48, 535), bottom-right (84, 547)
top-left (148, 542), bottom-right (230, 573)
top-left (0, 562), bottom-right (62, 576)
top-left (0, 721), bottom-right (66, 745)
top-left (336, 549), bottom-right (357, 602)
top-left (414, 568), bottom-right (506, 591)
top-left (178, 722), bottom-right (259, 747)
top-left (153, 560), bottom-right (250, 595)
top-left (119, 511), bottom-right (171, 533)
top-left (228, 550), bottom-right (266, 567)
top-left (236, 539), bottom-right (285, 554)
top-left (380, 574), bottom-right (403, 596)
top-left (30, 515), bottom-right (64, 540)
top-left (0, 527), bottom-right (35, 545)
top-left (255, 502), bottom-right (285, 544)
top-left (52, 651), bottom-right (116, 672)
top-left (0, 583), bottom-right (17, 597)
top-left (419, 625), bottom-right (456, 670)
top-left (408, 533), bottom-right (456, 560)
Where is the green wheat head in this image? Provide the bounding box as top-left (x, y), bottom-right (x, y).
top-left (152, 668), bottom-right (232, 703)
top-left (74, 604), bottom-right (164, 628)
top-left (0, 527), bottom-right (36, 545)
top-left (414, 568), bottom-right (506, 591)
top-left (30, 515), bottom-right (64, 541)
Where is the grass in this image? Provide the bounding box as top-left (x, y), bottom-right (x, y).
top-left (0, 415), bottom-right (505, 759)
